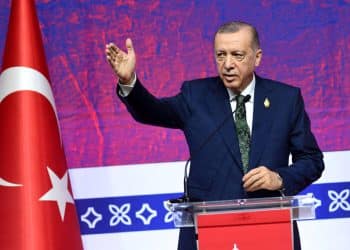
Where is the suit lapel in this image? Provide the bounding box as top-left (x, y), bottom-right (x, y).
top-left (207, 78), bottom-right (242, 167)
top-left (249, 76), bottom-right (274, 170)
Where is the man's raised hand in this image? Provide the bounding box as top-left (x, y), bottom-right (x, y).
top-left (105, 38), bottom-right (136, 84)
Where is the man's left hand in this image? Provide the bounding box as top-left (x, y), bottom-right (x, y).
top-left (242, 166), bottom-right (283, 192)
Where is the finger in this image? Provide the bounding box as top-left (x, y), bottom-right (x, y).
top-left (106, 55), bottom-right (114, 66)
top-left (106, 42), bottom-right (117, 50)
top-left (105, 49), bottom-right (117, 61)
top-left (106, 51), bottom-right (120, 68)
top-left (111, 45), bottom-right (120, 55)
top-left (106, 43), bottom-right (122, 58)
top-left (244, 171), bottom-right (268, 189)
top-left (242, 167), bottom-right (263, 182)
top-left (243, 171), bottom-right (264, 189)
top-left (242, 170), bottom-right (254, 182)
top-left (105, 47), bottom-right (117, 60)
top-left (125, 38), bottom-right (134, 55)
top-left (106, 43), bottom-right (115, 52)
top-left (105, 49), bottom-right (114, 59)
top-left (245, 178), bottom-right (265, 192)
top-left (243, 166), bottom-right (269, 179)
top-left (106, 47), bottom-right (123, 63)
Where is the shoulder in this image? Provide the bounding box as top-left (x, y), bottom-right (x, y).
top-left (183, 76), bottom-right (220, 87)
top-left (256, 75), bottom-right (301, 97)
top-left (180, 76), bottom-right (222, 94)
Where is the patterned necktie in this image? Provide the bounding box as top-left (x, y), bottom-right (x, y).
top-left (235, 95), bottom-right (250, 173)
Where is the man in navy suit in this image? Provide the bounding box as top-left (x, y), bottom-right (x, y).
top-left (106, 21), bottom-right (324, 250)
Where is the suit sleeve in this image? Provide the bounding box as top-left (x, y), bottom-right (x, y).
top-left (275, 88), bottom-right (325, 196)
top-left (116, 78), bottom-right (192, 130)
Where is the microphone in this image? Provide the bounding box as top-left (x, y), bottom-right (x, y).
top-left (169, 94), bottom-right (251, 203)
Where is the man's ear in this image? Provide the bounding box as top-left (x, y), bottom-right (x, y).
top-left (255, 49), bottom-right (262, 67)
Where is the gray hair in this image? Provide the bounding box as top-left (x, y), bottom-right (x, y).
top-left (215, 21), bottom-right (260, 49)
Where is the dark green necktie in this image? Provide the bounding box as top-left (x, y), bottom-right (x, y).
top-left (235, 95), bottom-right (250, 173)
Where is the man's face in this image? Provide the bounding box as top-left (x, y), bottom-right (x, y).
top-left (214, 28), bottom-right (262, 93)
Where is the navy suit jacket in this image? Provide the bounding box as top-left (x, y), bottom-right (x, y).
top-left (118, 74), bottom-right (324, 249)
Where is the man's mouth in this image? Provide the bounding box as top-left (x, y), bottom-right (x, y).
top-left (223, 74), bottom-right (238, 82)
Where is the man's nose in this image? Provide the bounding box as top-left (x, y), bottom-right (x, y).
top-left (224, 55), bottom-right (235, 69)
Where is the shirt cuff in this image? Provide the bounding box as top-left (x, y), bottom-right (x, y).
top-left (118, 73), bottom-right (137, 97)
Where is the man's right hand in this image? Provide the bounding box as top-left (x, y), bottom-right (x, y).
top-left (105, 38), bottom-right (136, 84)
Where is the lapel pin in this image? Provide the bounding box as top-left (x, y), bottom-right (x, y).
top-left (264, 98), bottom-right (270, 108)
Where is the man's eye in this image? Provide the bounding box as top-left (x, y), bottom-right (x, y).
top-left (233, 53), bottom-right (245, 61)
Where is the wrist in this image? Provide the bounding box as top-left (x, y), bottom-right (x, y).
top-left (275, 172), bottom-right (285, 196)
top-left (275, 172), bottom-right (283, 189)
top-left (120, 72), bottom-right (135, 85)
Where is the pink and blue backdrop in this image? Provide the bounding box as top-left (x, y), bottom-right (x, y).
top-left (1, 1), bottom-right (349, 168)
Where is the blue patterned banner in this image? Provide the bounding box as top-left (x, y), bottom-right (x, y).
top-left (76, 182), bottom-right (350, 235)
top-left (300, 181), bottom-right (350, 220)
top-left (76, 193), bottom-right (180, 234)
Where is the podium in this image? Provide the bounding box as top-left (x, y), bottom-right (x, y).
top-left (167, 195), bottom-right (316, 250)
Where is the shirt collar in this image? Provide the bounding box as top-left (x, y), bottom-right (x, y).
top-left (227, 74), bottom-right (255, 103)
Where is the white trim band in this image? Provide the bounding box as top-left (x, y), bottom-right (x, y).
top-left (0, 66), bottom-right (57, 116)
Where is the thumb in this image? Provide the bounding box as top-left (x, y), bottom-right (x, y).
top-left (125, 38), bottom-right (134, 55)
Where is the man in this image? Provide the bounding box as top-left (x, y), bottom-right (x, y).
top-left (105, 21), bottom-right (324, 250)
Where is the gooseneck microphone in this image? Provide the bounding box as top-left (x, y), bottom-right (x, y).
top-left (170, 94), bottom-right (251, 203)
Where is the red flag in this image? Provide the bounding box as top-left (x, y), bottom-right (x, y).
top-left (0, 0), bottom-right (83, 249)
